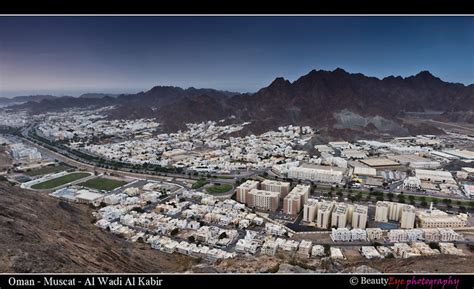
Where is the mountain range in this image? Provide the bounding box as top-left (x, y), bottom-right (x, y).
top-left (6, 68), bottom-right (474, 139)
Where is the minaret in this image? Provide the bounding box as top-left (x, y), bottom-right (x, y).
top-left (429, 201), bottom-right (433, 212)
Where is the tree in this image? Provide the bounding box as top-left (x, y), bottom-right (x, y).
top-left (323, 244), bottom-right (330, 256)
top-left (397, 194), bottom-right (405, 203)
top-left (428, 242), bottom-right (440, 250)
top-left (387, 192), bottom-right (394, 201)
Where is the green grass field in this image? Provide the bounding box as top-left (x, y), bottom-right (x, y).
top-left (192, 178), bottom-right (209, 189)
top-left (206, 183), bottom-right (233, 194)
top-left (79, 177), bottom-right (128, 191)
top-left (31, 172), bottom-right (90, 190)
top-left (25, 164), bottom-right (72, 177)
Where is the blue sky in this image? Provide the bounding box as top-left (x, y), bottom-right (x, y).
top-left (0, 16), bottom-right (473, 97)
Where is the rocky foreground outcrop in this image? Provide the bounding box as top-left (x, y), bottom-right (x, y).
top-left (0, 182), bottom-right (195, 273)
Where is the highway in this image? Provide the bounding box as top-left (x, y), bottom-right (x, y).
top-left (18, 124), bottom-right (258, 189)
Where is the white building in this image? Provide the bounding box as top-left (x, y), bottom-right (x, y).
top-left (331, 228), bottom-right (351, 241)
top-left (302, 199), bottom-right (319, 223)
top-left (352, 205), bottom-right (368, 229)
top-left (288, 165), bottom-right (344, 184)
top-left (403, 176), bottom-right (421, 190)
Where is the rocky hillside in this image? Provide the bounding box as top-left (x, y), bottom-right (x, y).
top-left (0, 181), bottom-right (195, 273)
top-left (9, 68), bottom-right (473, 137)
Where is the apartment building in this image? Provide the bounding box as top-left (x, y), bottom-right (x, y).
top-left (302, 199), bottom-right (319, 223)
top-left (247, 189), bottom-right (280, 212)
top-left (236, 180), bottom-right (259, 203)
top-left (331, 203), bottom-right (352, 228)
top-left (352, 204), bottom-right (368, 229)
top-left (317, 201), bottom-right (335, 229)
top-left (260, 179), bottom-right (290, 197)
top-left (400, 205), bottom-right (416, 229)
top-left (283, 184), bottom-right (310, 215)
top-left (374, 201), bottom-right (390, 223)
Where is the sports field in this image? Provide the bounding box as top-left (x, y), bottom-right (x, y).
top-left (206, 184), bottom-right (233, 194)
top-left (79, 177), bottom-right (128, 191)
top-left (31, 172), bottom-right (91, 190)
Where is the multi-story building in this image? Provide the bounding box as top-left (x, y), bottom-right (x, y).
top-left (375, 201), bottom-right (415, 229)
top-left (288, 164), bottom-right (344, 184)
top-left (317, 201), bottom-right (335, 229)
top-left (331, 228), bottom-right (351, 241)
top-left (422, 228), bottom-right (441, 242)
top-left (351, 228), bottom-right (367, 241)
top-left (331, 203), bottom-right (352, 228)
top-left (417, 209), bottom-right (468, 228)
top-left (403, 176), bottom-right (421, 190)
top-left (366, 228), bottom-right (383, 241)
top-left (297, 240), bottom-right (313, 258)
top-left (438, 228), bottom-right (460, 242)
top-left (260, 179), bottom-right (290, 197)
top-left (283, 184), bottom-right (310, 215)
top-left (400, 205), bottom-right (416, 229)
top-left (406, 229), bottom-right (423, 241)
top-left (247, 189), bottom-right (280, 212)
top-left (236, 180), bottom-right (259, 203)
top-left (388, 229), bottom-right (408, 243)
top-left (283, 193), bottom-right (301, 215)
top-left (375, 201), bottom-right (390, 223)
top-left (352, 205), bottom-right (368, 229)
top-left (302, 199), bottom-right (319, 223)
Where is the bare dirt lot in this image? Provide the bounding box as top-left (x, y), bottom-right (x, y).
top-left (0, 181), bottom-right (196, 273)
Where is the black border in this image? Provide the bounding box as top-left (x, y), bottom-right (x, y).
top-left (1, 0), bottom-right (474, 14)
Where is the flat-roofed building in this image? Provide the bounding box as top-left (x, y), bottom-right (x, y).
top-left (247, 189), bottom-right (280, 212)
top-left (261, 179), bottom-right (290, 197)
top-left (400, 205), bottom-right (416, 229)
top-left (360, 158), bottom-right (400, 168)
top-left (331, 203), bottom-right (352, 228)
top-left (75, 190), bottom-right (104, 204)
top-left (352, 205), bottom-right (368, 229)
top-left (283, 184), bottom-right (310, 215)
top-left (415, 169), bottom-right (455, 184)
top-left (316, 201), bottom-right (335, 229)
top-left (297, 240), bottom-right (312, 258)
top-left (375, 201), bottom-right (390, 223)
top-left (388, 229), bottom-right (408, 243)
top-left (366, 228), bottom-right (383, 241)
top-left (403, 176), bottom-right (421, 190)
top-left (417, 209), bottom-right (468, 228)
top-left (438, 228), bottom-right (460, 242)
top-left (328, 141), bottom-right (353, 150)
top-left (283, 193), bottom-right (301, 215)
top-left (422, 228), bottom-right (441, 242)
top-left (288, 164), bottom-right (345, 184)
top-left (236, 180), bottom-right (259, 203)
top-left (331, 228), bottom-right (351, 241)
top-left (353, 166), bottom-right (377, 177)
top-left (351, 228), bottom-right (367, 241)
top-left (303, 199), bottom-right (319, 223)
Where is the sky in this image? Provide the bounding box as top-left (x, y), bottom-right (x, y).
top-left (0, 16), bottom-right (473, 98)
